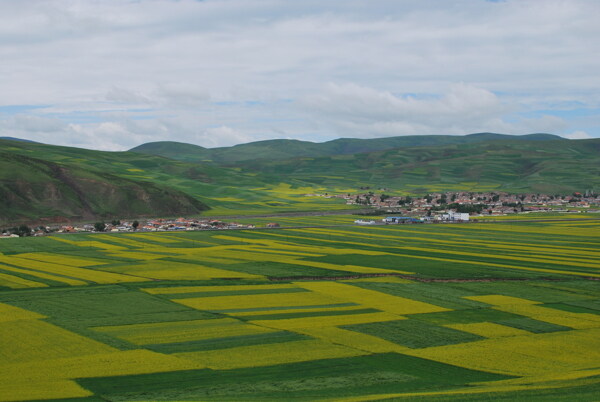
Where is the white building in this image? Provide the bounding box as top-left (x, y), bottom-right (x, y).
top-left (441, 211), bottom-right (470, 221)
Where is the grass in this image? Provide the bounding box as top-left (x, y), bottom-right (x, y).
top-left (342, 319), bottom-right (485, 349)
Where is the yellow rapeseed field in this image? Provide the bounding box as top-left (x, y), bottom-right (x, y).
top-left (16, 252), bottom-right (104, 267)
top-left (0, 272), bottom-right (46, 289)
top-left (0, 262), bottom-right (88, 286)
top-left (251, 311), bottom-right (404, 330)
top-left (296, 282), bottom-right (449, 315)
top-left (0, 319), bottom-right (116, 364)
top-left (174, 339), bottom-right (367, 369)
top-left (465, 295), bottom-right (542, 305)
top-left (291, 326), bottom-right (412, 354)
top-left (494, 304), bottom-right (600, 330)
top-left (0, 302), bottom-right (45, 322)
top-left (405, 328), bottom-right (600, 376)
top-left (143, 283), bottom-right (298, 295)
top-left (445, 322), bottom-right (532, 338)
top-left (175, 291), bottom-right (344, 311)
top-left (105, 260), bottom-right (262, 280)
top-left (230, 304), bottom-right (372, 317)
top-left (94, 318), bottom-right (276, 345)
top-left (0, 256), bottom-right (144, 284)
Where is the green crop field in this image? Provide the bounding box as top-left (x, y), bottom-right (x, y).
top-left (0, 219), bottom-right (599, 400)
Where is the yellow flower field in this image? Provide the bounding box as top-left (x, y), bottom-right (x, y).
top-left (0, 262), bottom-right (88, 286)
top-left (0, 319), bottom-right (116, 364)
top-left (94, 317), bottom-right (276, 345)
top-left (0, 255), bottom-right (144, 284)
top-left (445, 322), bottom-right (532, 338)
top-left (174, 339), bottom-right (367, 369)
top-left (297, 282), bottom-right (449, 315)
top-left (405, 328), bottom-right (600, 376)
top-left (0, 272), bottom-right (46, 289)
top-left (175, 291), bottom-right (345, 311)
top-left (251, 311), bottom-right (404, 330)
top-left (103, 260), bottom-right (262, 280)
top-left (144, 283), bottom-right (299, 295)
top-left (0, 302), bottom-right (45, 322)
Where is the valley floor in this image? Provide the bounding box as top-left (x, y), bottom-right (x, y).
top-left (0, 217), bottom-right (598, 401)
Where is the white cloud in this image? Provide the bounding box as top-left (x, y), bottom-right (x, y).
top-left (202, 126), bottom-right (251, 147)
top-left (299, 83), bottom-right (565, 137)
top-left (0, 0), bottom-right (598, 149)
top-left (564, 130), bottom-right (591, 139)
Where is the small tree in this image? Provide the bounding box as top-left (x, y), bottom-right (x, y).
top-left (94, 222), bottom-right (106, 232)
top-left (111, 219), bottom-right (121, 226)
top-left (13, 225), bottom-right (32, 237)
top-left (132, 220), bottom-right (139, 230)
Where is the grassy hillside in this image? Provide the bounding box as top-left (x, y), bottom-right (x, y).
top-left (2, 134), bottom-right (598, 224)
top-left (131, 133), bottom-right (564, 163)
top-left (0, 139), bottom-right (353, 224)
top-left (0, 149), bottom-right (209, 225)
top-left (234, 138), bottom-right (600, 194)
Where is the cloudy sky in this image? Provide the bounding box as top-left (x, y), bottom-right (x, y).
top-left (1, 0), bottom-right (599, 150)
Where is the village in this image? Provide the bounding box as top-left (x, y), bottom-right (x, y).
top-left (312, 190), bottom-right (600, 214)
top-left (0, 218), bottom-right (280, 238)
top-left (1, 191), bottom-right (598, 238)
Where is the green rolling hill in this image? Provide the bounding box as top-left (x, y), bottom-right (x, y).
top-left (1, 134), bottom-right (599, 225)
top-left (131, 133), bottom-right (564, 163)
top-left (233, 137), bottom-right (600, 194)
top-left (0, 145), bottom-right (209, 225)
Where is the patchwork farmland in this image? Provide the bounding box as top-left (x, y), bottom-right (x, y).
top-left (0, 219), bottom-right (599, 400)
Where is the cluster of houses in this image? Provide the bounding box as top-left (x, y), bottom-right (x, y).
top-left (340, 191), bottom-right (599, 216)
top-left (355, 211), bottom-right (471, 226)
top-left (1, 218), bottom-right (274, 237)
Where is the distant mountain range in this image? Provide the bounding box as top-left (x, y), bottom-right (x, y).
top-left (1, 133), bottom-right (599, 225)
top-left (130, 133), bottom-right (564, 163)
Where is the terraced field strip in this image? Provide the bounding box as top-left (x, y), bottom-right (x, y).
top-left (127, 233), bottom-right (182, 243)
top-left (50, 237), bottom-right (127, 251)
top-left (250, 311), bottom-right (404, 330)
top-left (260, 228), bottom-right (599, 277)
top-left (445, 322), bottom-right (533, 338)
top-left (94, 234), bottom-right (162, 248)
top-left (94, 318), bottom-right (276, 345)
top-left (451, 223), bottom-right (600, 238)
top-left (296, 282), bottom-right (450, 315)
top-left (476, 302), bottom-right (600, 330)
top-left (144, 283), bottom-right (299, 295)
top-left (0, 256), bottom-right (146, 284)
top-left (173, 339), bottom-right (368, 369)
top-left (210, 235), bottom-right (413, 274)
top-left (0, 302), bottom-right (45, 322)
top-left (0, 272), bottom-right (47, 289)
top-left (0, 317), bottom-right (117, 365)
top-left (15, 252), bottom-right (105, 267)
top-left (174, 291), bottom-right (345, 312)
top-left (229, 304), bottom-right (367, 317)
top-left (294, 227), bottom-right (600, 262)
top-left (103, 260), bottom-right (263, 280)
top-left (0, 349), bottom-right (203, 402)
top-left (404, 327), bottom-right (600, 376)
top-left (0, 262), bottom-right (88, 286)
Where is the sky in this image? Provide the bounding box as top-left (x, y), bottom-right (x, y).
top-left (0, 0), bottom-right (599, 150)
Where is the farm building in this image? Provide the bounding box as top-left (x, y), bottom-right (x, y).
top-left (440, 211), bottom-right (470, 221)
top-left (383, 216), bottom-right (421, 224)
